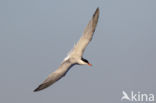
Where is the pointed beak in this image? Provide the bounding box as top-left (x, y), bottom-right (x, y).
top-left (88, 63), bottom-right (92, 66)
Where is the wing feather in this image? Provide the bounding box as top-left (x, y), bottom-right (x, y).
top-left (69, 8), bottom-right (99, 57)
top-left (34, 60), bottom-right (74, 92)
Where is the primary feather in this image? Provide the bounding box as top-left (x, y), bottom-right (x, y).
top-left (34, 60), bottom-right (73, 92)
top-left (69, 8), bottom-right (99, 57)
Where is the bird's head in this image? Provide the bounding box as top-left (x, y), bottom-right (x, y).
top-left (81, 58), bottom-right (92, 66)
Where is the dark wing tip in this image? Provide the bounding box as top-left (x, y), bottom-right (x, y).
top-left (91, 7), bottom-right (99, 33)
top-left (33, 83), bottom-right (48, 92)
top-left (96, 7), bottom-right (99, 13)
top-left (93, 7), bottom-right (99, 18)
top-left (33, 88), bottom-right (39, 92)
top-left (33, 85), bottom-right (43, 92)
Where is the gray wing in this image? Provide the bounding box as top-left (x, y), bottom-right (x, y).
top-left (69, 8), bottom-right (99, 57)
top-left (34, 59), bottom-right (74, 92)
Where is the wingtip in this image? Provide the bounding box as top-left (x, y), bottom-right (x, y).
top-left (95, 7), bottom-right (100, 14)
top-left (33, 89), bottom-right (38, 92)
top-left (33, 87), bottom-right (40, 92)
top-left (93, 7), bottom-right (100, 19)
top-left (33, 84), bottom-right (44, 92)
top-left (96, 7), bottom-right (99, 11)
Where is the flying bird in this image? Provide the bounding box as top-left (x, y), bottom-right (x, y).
top-left (34, 8), bottom-right (99, 92)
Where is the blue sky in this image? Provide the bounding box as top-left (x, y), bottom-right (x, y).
top-left (0, 0), bottom-right (156, 103)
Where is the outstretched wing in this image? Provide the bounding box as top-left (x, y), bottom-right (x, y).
top-left (69, 8), bottom-right (99, 57)
top-left (34, 60), bottom-right (74, 92)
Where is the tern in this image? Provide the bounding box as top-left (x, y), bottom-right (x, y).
top-left (34, 8), bottom-right (99, 92)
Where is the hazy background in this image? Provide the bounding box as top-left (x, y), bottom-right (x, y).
top-left (0, 0), bottom-right (156, 103)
